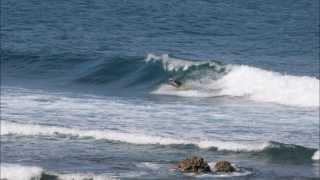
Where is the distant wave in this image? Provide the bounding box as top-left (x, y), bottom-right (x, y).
top-left (3, 51), bottom-right (319, 107)
top-left (2, 121), bottom-right (318, 161)
top-left (0, 162), bottom-right (252, 179)
top-left (0, 163), bottom-right (117, 180)
top-left (1, 121), bottom-right (266, 151)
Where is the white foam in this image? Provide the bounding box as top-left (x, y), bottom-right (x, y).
top-left (206, 162), bottom-right (252, 178)
top-left (0, 163), bottom-right (117, 180)
top-left (1, 121), bottom-right (269, 152)
top-left (0, 163), bottom-right (43, 180)
top-left (152, 60), bottom-right (319, 107)
top-left (152, 84), bottom-right (213, 97)
top-left (145, 54), bottom-right (194, 71)
top-left (1, 121), bottom-right (186, 145)
top-left (217, 65), bottom-right (319, 107)
top-left (58, 173), bottom-right (117, 180)
top-left (312, 150), bottom-right (320, 161)
top-left (185, 162), bottom-right (252, 178)
top-left (136, 162), bottom-right (161, 170)
top-left (145, 53), bottom-right (217, 72)
top-left (196, 171), bottom-right (252, 178)
top-left (198, 140), bottom-right (270, 152)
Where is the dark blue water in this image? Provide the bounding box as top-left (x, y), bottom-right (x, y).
top-left (2, 0), bottom-right (319, 77)
top-left (1, 0), bottom-right (319, 179)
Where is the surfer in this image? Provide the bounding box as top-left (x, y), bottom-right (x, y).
top-left (168, 78), bottom-right (182, 88)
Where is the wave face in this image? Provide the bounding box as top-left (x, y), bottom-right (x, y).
top-left (148, 54), bottom-right (319, 107)
top-left (3, 52), bottom-right (319, 107)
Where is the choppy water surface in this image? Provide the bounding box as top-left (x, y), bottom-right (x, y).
top-left (1, 0), bottom-right (319, 179)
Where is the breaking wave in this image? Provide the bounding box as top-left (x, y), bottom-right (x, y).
top-left (313, 150), bottom-right (320, 161)
top-left (3, 51), bottom-right (319, 107)
top-left (0, 163), bottom-right (117, 180)
top-left (148, 54), bottom-right (319, 107)
top-left (1, 121), bottom-right (318, 161)
top-left (1, 121), bottom-right (267, 151)
top-left (0, 163), bottom-right (43, 180)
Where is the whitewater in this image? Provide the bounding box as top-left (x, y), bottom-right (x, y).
top-left (1, 0), bottom-right (319, 179)
top-left (0, 163), bottom-right (118, 180)
top-left (1, 54), bottom-right (319, 179)
top-left (148, 54), bottom-right (319, 107)
top-left (1, 84), bottom-right (319, 179)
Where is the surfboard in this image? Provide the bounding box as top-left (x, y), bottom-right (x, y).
top-left (168, 81), bottom-right (180, 88)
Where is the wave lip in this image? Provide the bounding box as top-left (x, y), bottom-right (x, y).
top-left (146, 54), bottom-right (216, 72)
top-left (150, 54), bottom-right (319, 107)
top-left (3, 50), bottom-right (319, 107)
top-left (313, 150), bottom-right (320, 161)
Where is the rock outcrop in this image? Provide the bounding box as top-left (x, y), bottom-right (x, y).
top-left (214, 160), bottom-right (236, 172)
top-left (177, 156), bottom-right (211, 173)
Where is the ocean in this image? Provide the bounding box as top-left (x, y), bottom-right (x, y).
top-left (1, 0), bottom-right (319, 179)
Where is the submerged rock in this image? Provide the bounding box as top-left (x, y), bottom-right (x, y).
top-left (177, 156), bottom-right (211, 173)
top-left (214, 160), bottom-right (236, 172)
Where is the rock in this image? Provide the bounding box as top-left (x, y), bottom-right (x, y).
top-left (177, 156), bottom-right (211, 173)
top-left (40, 173), bottom-right (58, 180)
top-left (214, 161), bottom-right (236, 172)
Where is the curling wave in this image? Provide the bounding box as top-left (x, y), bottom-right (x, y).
top-left (149, 54), bottom-right (319, 107)
top-left (3, 51), bottom-right (319, 107)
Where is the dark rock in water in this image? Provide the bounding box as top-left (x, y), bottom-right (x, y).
top-left (40, 173), bottom-right (58, 180)
top-left (177, 156), bottom-right (211, 173)
top-left (214, 161), bottom-right (236, 172)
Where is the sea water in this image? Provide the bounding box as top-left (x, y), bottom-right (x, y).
top-left (1, 0), bottom-right (319, 179)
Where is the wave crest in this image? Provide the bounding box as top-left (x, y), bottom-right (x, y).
top-left (145, 53), bottom-right (225, 72)
top-left (3, 50), bottom-right (319, 107)
top-left (0, 163), bottom-right (117, 180)
top-left (0, 163), bottom-right (43, 180)
top-left (1, 122), bottom-right (318, 161)
top-left (313, 150), bottom-right (320, 161)
top-left (151, 54), bottom-right (319, 107)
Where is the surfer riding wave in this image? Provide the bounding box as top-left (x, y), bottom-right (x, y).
top-left (168, 78), bottom-right (182, 88)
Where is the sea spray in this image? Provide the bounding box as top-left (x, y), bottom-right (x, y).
top-left (150, 54), bottom-right (319, 107)
top-left (0, 163), bottom-right (117, 180)
top-left (313, 150), bottom-right (320, 161)
top-left (0, 163), bottom-right (43, 180)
